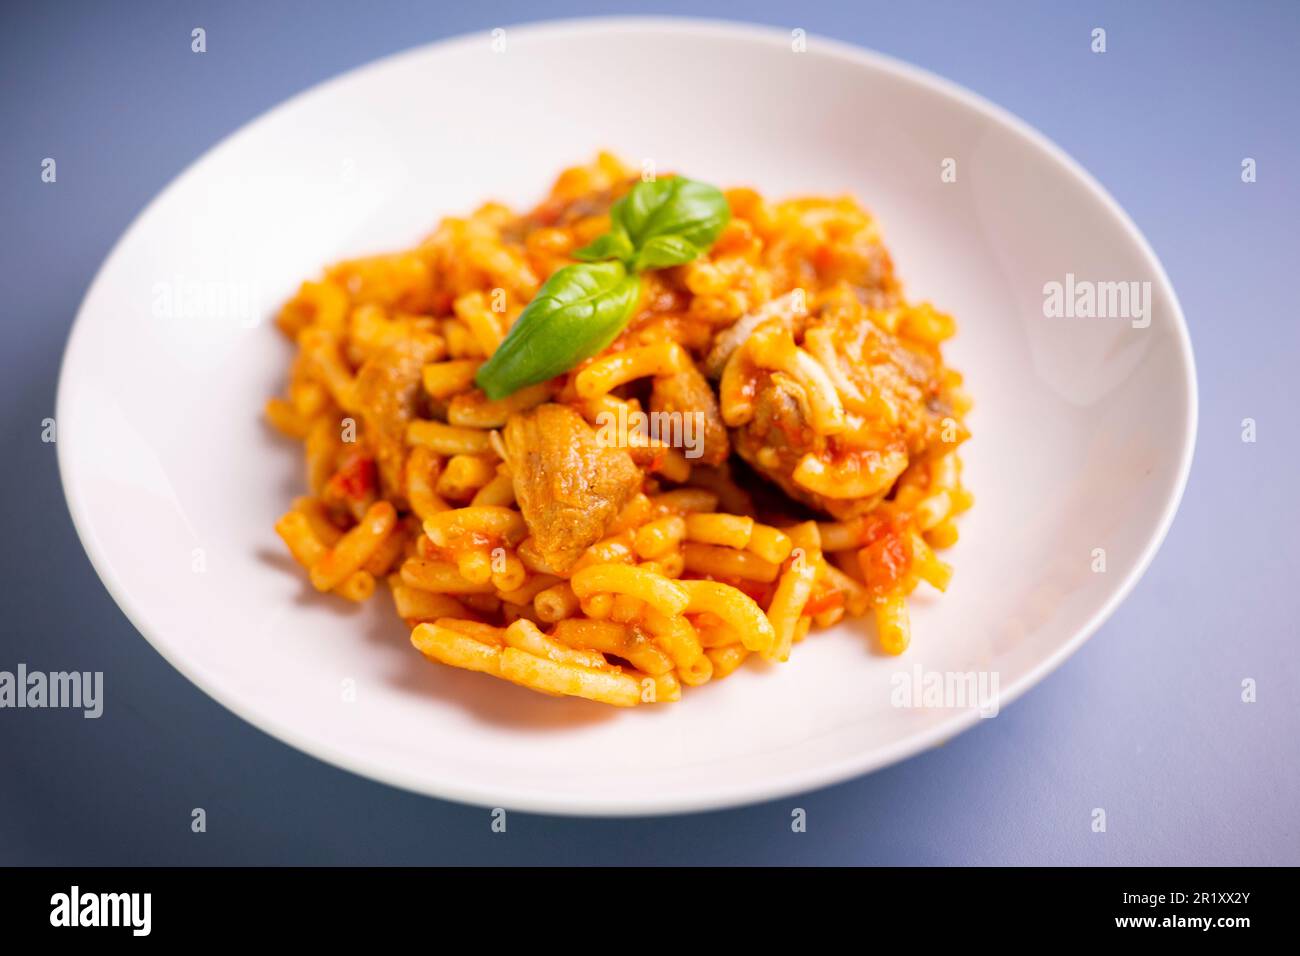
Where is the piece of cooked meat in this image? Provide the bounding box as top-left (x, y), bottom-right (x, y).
top-left (703, 291), bottom-right (800, 379)
top-left (503, 403), bottom-right (642, 572)
top-left (728, 301), bottom-right (964, 521)
top-left (649, 362), bottom-right (730, 466)
top-left (354, 336), bottom-right (442, 500)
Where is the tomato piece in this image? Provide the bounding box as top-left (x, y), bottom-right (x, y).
top-left (857, 517), bottom-right (913, 595)
top-left (803, 587), bottom-right (845, 617)
top-left (329, 454), bottom-right (377, 502)
top-left (692, 574), bottom-right (777, 608)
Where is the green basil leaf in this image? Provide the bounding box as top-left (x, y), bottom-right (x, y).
top-left (632, 234), bottom-right (702, 272)
top-left (474, 176), bottom-right (727, 399)
top-left (572, 230), bottom-right (634, 263)
top-left (474, 261), bottom-right (641, 400)
top-left (616, 177), bottom-right (731, 254)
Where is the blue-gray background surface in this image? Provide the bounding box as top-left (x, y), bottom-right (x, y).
top-left (2, 0), bottom-right (1296, 865)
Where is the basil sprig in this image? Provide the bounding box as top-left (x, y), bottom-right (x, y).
top-left (475, 176), bottom-right (730, 400)
top-left (577, 177), bottom-right (731, 271)
top-left (475, 261), bottom-right (640, 401)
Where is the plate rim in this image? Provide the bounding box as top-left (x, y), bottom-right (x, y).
top-left (55, 15), bottom-right (1199, 816)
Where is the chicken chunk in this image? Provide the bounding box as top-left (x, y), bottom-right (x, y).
top-left (503, 404), bottom-right (642, 572)
top-left (728, 300), bottom-right (964, 521)
top-left (354, 336), bottom-right (442, 500)
top-left (649, 363), bottom-right (730, 466)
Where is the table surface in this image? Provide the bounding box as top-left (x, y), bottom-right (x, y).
top-left (2, 0), bottom-right (1297, 865)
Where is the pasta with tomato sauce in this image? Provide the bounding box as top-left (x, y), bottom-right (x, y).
top-left (267, 153), bottom-right (972, 706)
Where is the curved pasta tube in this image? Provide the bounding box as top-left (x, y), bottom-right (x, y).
top-left (675, 579), bottom-right (776, 654)
top-left (792, 447), bottom-right (908, 500)
top-left (574, 342), bottom-right (689, 399)
top-left (640, 608), bottom-right (712, 686)
top-left (764, 559), bottom-right (817, 663)
top-left (718, 348), bottom-right (755, 426)
top-left (423, 506), bottom-right (528, 547)
top-left (570, 563), bottom-right (690, 617)
top-left (747, 328), bottom-right (846, 435)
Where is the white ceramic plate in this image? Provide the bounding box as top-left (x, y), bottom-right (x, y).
top-left (57, 18), bottom-right (1196, 815)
